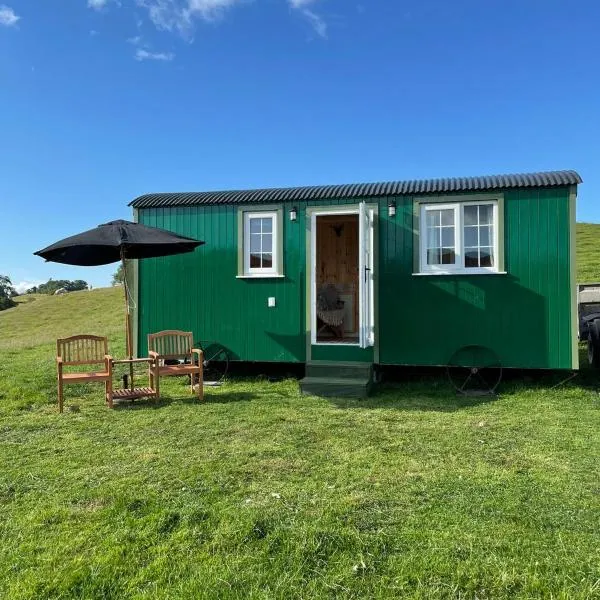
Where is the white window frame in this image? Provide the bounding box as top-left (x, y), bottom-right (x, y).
top-left (419, 200), bottom-right (500, 275)
top-left (243, 211), bottom-right (279, 277)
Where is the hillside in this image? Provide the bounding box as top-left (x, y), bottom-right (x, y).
top-left (0, 286), bottom-right (123, 352)
top-left (577, 223), bottom-right (600, 283)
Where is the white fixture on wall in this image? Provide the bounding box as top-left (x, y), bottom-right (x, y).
top-left (268, 297), bottom-right (276, 307)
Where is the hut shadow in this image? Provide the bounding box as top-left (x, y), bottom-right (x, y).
top-left (112, 391), bottom-right (257, 410)
top-left (327, 382), bottom-right (499, 413)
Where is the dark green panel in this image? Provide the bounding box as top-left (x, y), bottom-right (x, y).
top-left (378, 187), bottom-right (573, 369)
top-left (138, 205), bottom-right (305, 362)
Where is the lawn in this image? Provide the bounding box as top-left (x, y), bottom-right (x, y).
top-left (577, 223), bottom-right (600, 283)
top-left (1, 289), bottom-right (600, 599)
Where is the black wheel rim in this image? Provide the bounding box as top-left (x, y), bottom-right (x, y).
top-left (198, 343), bottom-right (230, 383)
top-left (446, 345), bottom-right (502, 396)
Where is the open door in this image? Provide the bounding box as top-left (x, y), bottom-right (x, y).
top-left (359, 202), bottom-right (375, 348)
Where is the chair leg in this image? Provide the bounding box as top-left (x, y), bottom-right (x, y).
top-left (197, 365), bottom-right (203, 402)
top-left (106, 378), bottom-right (113, 409)
top-left (57, 377), bottom-right (63, 413)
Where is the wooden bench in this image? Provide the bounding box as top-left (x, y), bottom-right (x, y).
top-left (148, 330), bottom-right (203, 400)
top-left (56, 335), bottom-right (113, 412)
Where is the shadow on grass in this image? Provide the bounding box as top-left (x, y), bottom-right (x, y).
top-left (328, 383), bottom-right (499, 412)
top-left (112, 391), bottom-right (258, 410)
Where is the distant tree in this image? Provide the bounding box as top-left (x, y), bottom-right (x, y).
top-left (112, 264), bottom-right (124, 286)
top-left (26, 286), bottom-right (38, 294)
top-left (36, 279), bottom-right (89, 295)
top-left (0, 275), bottom-right (16, 311)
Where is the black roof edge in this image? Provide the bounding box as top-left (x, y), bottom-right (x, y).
top-left (129, 169), bottom-right (582, 209)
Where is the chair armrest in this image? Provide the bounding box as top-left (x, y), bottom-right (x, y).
top-left (191, 349), bottom-right (204, 363)
top-left (105, 354), bottom-right (113, 373)
top-left (56, 357), bottom-right (64, 365)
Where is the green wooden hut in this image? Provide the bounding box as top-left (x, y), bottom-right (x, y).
top-left (130, 169), bottom-right (581, 395)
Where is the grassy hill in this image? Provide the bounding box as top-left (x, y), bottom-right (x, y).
top-left (577, 222), bottom-right (600, 282)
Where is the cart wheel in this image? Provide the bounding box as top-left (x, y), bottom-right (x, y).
top-left (446, 345), bottom-right (502, 396)
top-left (588, 320), bottom-right (600, 368)
top-left (199, 342), bottom-right (230, 383)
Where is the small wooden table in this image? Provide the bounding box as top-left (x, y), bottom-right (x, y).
top-left (108, 357), bottom-right (158, 408)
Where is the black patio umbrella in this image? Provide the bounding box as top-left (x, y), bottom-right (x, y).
top-left (35, 220), bottom-right (204, 379)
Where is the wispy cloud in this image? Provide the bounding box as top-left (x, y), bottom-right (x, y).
top-left (288, 0), bottom-right (327, 38)
top-left (0, 4), bottom-right (20, 27)
top-left (88, 0), bottom-right (110, 9)
top-left (135, 48), bottom-right (175, 61)
top-left (136, 0), bottom-right (243, 39)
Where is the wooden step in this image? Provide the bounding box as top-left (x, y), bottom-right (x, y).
top-left (305, 361), bottom-right (373, 380)
top-left (299, 376), bottom-right (372, 399)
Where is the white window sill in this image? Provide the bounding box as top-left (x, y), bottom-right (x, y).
top-left (236, 274), bottom-right (285, 279)
top-left (413, 270), bottom-right (507, 276)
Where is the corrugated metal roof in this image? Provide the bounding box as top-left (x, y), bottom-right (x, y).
top-left (130, 169), bottom-right (582, 208)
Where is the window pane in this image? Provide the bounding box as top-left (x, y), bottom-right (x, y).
top-left (465, 249), bottom-right (479, 267)
top-left (250, 233), bottom-right (261, 253)
top-left (480, 248), bottom-right (493, 267)
top-left (261, 218), bottom-right (273, 233)
top-left (250, 253), bottom-right (261, 268)
top-left (262, 253), bottom-right (273, 269)
top-left (479, 204), bottom-right (493, 225)
top-left (427, 226), bottom-right (438, 248)
top-left (262, 233), bottom-right (272, 252)
top-left (464, 226), bottom-right (478, 247)
top-left (440, 209), bottom-right (454, 226)
top-left (427, 248), bottom-right (441, 265)
top-left (464, 205), bottom-right (478, 226)
top-left (441, 248), bottom-right (455, 265)
top-left (427, 211), bottom-right (440, 227)
top-left (479, 225), bottom-right (491, 247)
top-left (441, 227), bottom-right (454, 247)
top-left (249, 218), bottom-right (261, 234)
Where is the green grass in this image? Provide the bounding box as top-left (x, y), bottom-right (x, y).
top-left (577, 223), bottom-right (600, 283)
top-left (1, 287), bottom-right (600, 598)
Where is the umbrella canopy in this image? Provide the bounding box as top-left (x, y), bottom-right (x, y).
top-left (34, 219), bottom-right (203, 266)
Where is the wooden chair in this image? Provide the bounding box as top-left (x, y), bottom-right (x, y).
top-left (147, 330), bottom-right (203, 400)
top-left (56, 335), bottom-right (113, 412)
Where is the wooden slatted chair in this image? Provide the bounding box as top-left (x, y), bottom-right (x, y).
top-left (147, 331), bottom-right (203, 400)
top-left (56, 335), bottom-right (113, 412)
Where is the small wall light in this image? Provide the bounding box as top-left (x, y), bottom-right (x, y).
top-left (289, 206), bottom-right (298, 222)
top-left (388, 200), bottom-right (397, 218)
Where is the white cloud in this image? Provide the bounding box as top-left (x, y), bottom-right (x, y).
top-left (288, 0), bottom-right (316, 7)
top-left (136, 0), bottom-right (242, 38)
top-left (0, 5), bottom-right (20, 27)
top-left (135, 48), bottom-right (175, 61)
top-left (288, 0), bottom-right (327, 38)
top-left (300, 8), bottom-right (326, 38)
top-left (14, 281), bottom-right (43, 294)
top-left (88, 0), bottom-right (109, 9)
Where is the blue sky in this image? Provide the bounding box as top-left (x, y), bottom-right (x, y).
top-left (1, 0), bottom-right (599, 290)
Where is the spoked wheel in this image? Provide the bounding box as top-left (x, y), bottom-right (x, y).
top-left (198, 342), bottom-right (230, 384)
top-left (446, 345), bottom-right (502, 396)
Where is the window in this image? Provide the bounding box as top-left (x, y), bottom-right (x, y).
top-left (419, 201), bottom-right (499, 274)
top-left (239, 209), bottom-right (283, 277)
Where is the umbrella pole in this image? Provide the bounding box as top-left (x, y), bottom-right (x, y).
top-left (122, 255), bottom-right (134, 390)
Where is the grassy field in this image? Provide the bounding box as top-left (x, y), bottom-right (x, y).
top-left (577, 223), bottom-right (600, 282)
top-left (1, 282), bottom-right (600, 597)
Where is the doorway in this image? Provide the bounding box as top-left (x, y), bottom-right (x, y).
top-left (309, 204), bottom-right (375, 350)
top-left (315, 213), bottom-right (360, 343)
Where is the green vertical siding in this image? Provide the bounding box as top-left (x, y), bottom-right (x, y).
top-left (137, 186), bottom-right (574, 369)
top-left (138, 205), bottom-right (305, 361)
top-left (377, 187), bottom-right (573, 369)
